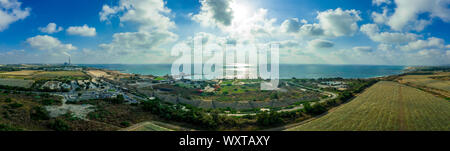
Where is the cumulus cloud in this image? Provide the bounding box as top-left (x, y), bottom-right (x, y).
top-left (281, 8), bottom-right (361, 37)
top-left (38, 23), bottom-right (63, 34)
top-left (360, 24), bottom-right (418, 44)
top-left (67, 24), bottom-right (96, 37)
top-left (308, 39), bottom-right (334, 48)
top-left (371, 0), bottom-right (450, 31)
top-left (317, 8), bottom-right (361, 37)
top-left (99, 0), bottom-right (175, 32)
top-left (400, 37), bottom-right (445, 51)
top-left (192, 0), bottom-right (233, 27)
top-left (99, 31), bottom-right (177, 56)
top-left (371, 7), bottom-right (389, 24)
top-left (26, 35), bottom-right (77, 53)
top-left (280, 18), bottom-right (301, 33)
top-left (0, 0), bottom-right (30, 31)
top-left (96, 0), bottom-right (179, 62)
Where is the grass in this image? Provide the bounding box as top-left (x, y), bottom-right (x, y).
top-left (398, 72), bottom-right (450, 91)
top-left (32, 71), bottom-right (88, 80)
top-left (288, 81), bottom-right (450, 131)
top-left (0, 70), bottom-right (89, 81)
top-left (0, 79), bottom-right (34, 88)
top-left (154, 77), bottom-right (166, 81)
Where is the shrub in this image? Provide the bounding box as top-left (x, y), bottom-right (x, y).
top-left (303, 102), bottom-right (327, 115)
top-left (31, 106), bottom-right (50, 120)
top-left (48, 119), bottom-right (70, 131)
top-left (8, 102), bottom-right (23, 109)
top-left (4, 98), bottom-right (12, 103)
top-left (256, 111), bottom-right (283, 127)
top-left (120, 121), bottom-right (130, 127)
top-left (41, 99), bottom-right (61, 105)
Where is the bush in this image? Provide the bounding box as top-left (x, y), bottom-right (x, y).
top-left (41, 99), bottom-right (61, 105)
top-left (48, 119), bottom-right (70, 131)
top-left (120, 121), bottom-right (130, 127)
top-left (0, 124), bottom-right (23, 131)
top-left (31, 106), bottom-right (50, 120)
top-left (8, 102), bottom-right (23, 109)
top-left (256, 111), bottom-right (283, 127)
top-left (4, 98), bottom-right (12, 103)
top-left (303, 102), bottom-right (327, 115)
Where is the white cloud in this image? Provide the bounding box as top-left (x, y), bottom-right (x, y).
top-left (400, 37), bottom-right (445, 51)
top-left (67, 24), bottom-right (96, 37)
top-left (373, 0), bottom-right (450, 31)
top-left (372, 7), bottom-right (389, 24)
top-left (281, 18), bottom-right (300, 33)
top-left (26, 35), bottom-right (77, 53)
top-left (360, 24), bottom-right (419, 44)
top-left (372, 0), bottom-right (391, 6)
top-left (192, 0), bottom-right (233, 27)
top-left (99, 30), bottom-right (177, 57)
top-left (317, 8), bottom-right (362, 37)
top-left (39, 23), bottom-right (63, 34)
top-left (281, 8), bottom-right (361, 37)
top-left (99, 0), bottom-right (175, 32)
top-left (190, 0), bottom-right (278, 40)
top-left (96, 0), bottom-right (179, 63)
top-left (308, 39), bottom-right (334, 48)
top-left (0, 0), bottom-right (30, 31)
top-left (99, 5), bottom-right (118, 22)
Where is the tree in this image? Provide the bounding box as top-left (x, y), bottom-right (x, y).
top-left (256, 111), bottom-right (283, 126)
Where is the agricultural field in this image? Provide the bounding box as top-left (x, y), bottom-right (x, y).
top-left (397, 72), bottom-right (450, 97)
top-left (0, 79), bottom-right (34, 88)
top-left (0, 70), bottom-right (89, 81)
top-left (32, 71), bottom-right (88, 80)
top-left (0, 70), bottom-right (38, 79)
top-left (289, 81), bottom-right (450, 131)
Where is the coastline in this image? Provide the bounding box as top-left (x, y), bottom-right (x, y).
top-left (83, 64), bottom-right (408, 80)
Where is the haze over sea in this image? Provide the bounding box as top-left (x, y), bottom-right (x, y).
top-left (82, 64), bottom-right (406, 79)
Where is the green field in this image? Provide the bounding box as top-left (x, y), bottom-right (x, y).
top-left (0, 70), bottom-right (89, 81)
top-left (289, 81), bottom-right (450, 131)
top-left (0, 79), bottom-right (34, 88)
top-left (399, 72), bottom-right (450, 91)
top-left (32, 71), bottom-right (88, 80)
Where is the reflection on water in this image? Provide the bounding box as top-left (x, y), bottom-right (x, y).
top-left (82, 64), bottom-right (406, 79)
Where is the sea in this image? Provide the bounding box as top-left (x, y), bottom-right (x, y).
top-left (81, 64), bottom-right (406, 79)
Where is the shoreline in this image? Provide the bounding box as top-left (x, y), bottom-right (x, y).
top-left (85, 64), bottom-right (409, 80)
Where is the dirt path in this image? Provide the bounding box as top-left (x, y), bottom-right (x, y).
top-left (121, 121), bottom-right (195, 131)
top-left (398, 85), bottom-right (406, 131)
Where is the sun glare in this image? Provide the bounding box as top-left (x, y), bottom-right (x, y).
top-left (231, 1), bottom-right (253, 22)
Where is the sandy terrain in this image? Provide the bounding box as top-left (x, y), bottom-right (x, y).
top-left (87, 70), bottom-right (110, 78)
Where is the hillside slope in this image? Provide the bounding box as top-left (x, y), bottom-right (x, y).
top-left (288, 81), bottom-right (450, 131)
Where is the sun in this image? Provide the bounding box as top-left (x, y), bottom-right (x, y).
top-left (230, 1), bottom-right (253, 22)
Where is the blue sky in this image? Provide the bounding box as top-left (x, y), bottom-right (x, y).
top-left (0, 0), bottom-right (449, 65)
